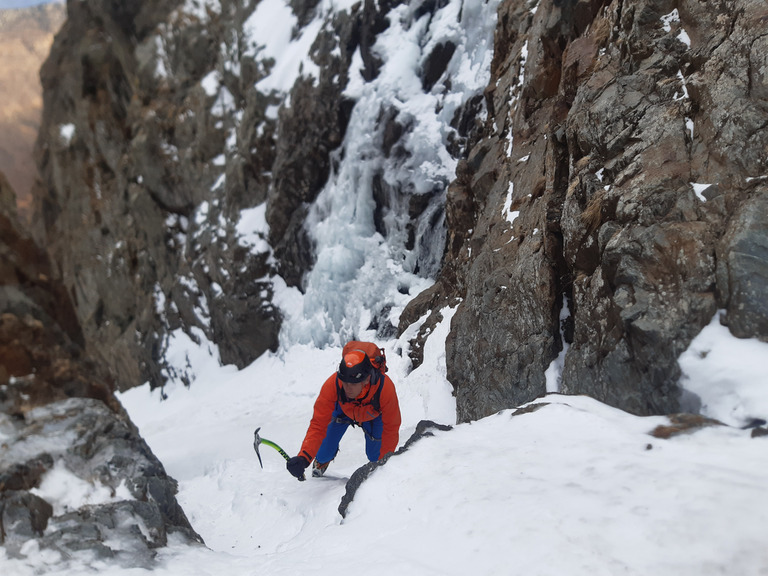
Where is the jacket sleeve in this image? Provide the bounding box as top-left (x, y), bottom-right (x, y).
top-left (299, 374), bottom-right (338, 462)
top-left (378, 375), bottom-right (401, 459)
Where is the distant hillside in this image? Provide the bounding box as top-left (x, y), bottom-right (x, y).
top-left (0, 2), bottom-right (65, 222)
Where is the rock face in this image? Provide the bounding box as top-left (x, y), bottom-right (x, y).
top-left (1, 173), bottom-right (202, 565)
top-left (32, 0), bottom-right (492, 390)
top-left (1, 171), bottom-right (110, 409)
top-left (33, 0), bottom-right (285, 390)
top-left (0, 398), bottom-right (203, 565)
top-left (29, 0), bottom-right (768, 424)
top-left (406, 0), bottom-right (768, 422)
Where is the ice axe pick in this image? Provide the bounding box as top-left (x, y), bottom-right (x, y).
top-left (253, 427), bottom-right (305, 481)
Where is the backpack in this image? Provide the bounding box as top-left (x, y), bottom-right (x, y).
top-left (342, 340), bottom-right (387, 374)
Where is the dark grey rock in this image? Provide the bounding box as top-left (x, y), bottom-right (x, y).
top-left (1, 167), bottom-right (202, 568)
top-left (408, 0), bottom-right (768, 421)
top-left (38, 500), bottom-right (170, 567)
top-left (717, 189), bottom-right (768, 340)
top-left (33, 0), bottom-right (282, 391)
top-left (0, 171), bottom-right (17, 219)
top-left (0, 454), bottom-right (53, 492)
top-left (0, 398), bottom-right (203, 564)
top-left (0, 490), bottom-right (53, 544)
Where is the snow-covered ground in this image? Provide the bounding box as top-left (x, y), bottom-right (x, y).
top-left (4, 308), bottom-right (768, 575)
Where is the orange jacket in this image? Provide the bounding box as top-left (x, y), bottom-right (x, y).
top-left (299, 372), bottom-right (401, 463)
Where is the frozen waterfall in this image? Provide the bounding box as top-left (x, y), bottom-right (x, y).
top-left (278, 0), bottom-right (501, 347)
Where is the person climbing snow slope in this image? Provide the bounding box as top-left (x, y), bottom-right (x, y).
top-left (286, 341), bottom-right (401, 478)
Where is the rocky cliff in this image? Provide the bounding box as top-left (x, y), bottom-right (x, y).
top-left (0, 172), bottom-right (202, 563)
top-left (409, 0), bottom-right (768, 421)
top-left (33, 0), bottom-right (283, 390)
top-left (29, 0), bottom-right (768, 425)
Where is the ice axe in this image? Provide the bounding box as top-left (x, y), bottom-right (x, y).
top-left (253, 427), bottom-right (305, 481)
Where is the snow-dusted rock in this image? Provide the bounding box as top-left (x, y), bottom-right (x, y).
top-left (0, 397), bottom-right (203, 563)
top-left (406, 0), bottom-right (768, 421)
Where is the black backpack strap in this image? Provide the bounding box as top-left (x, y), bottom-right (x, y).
top-left (370, 371), bottom-right (385, 413)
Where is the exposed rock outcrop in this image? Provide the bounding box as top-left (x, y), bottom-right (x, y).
top-left (404, 0), bottom-right (768, 421)
top-left (0, 398), bottom-right (203, 564)
top-left (650, 412), bottom-right (724, 438)
top-left (1, 170), bottom-right (109, 410)
top-left (33, 0), bottom-right (285, 390)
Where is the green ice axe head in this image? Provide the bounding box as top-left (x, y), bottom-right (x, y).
top-left (253, 427), bottom-right (305, 481)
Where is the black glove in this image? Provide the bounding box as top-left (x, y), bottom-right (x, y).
top-left (286, 455), bottom-right (309, 480)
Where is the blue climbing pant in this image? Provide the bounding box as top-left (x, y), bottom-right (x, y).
top-left (315, 403), bottom-right (383, 464)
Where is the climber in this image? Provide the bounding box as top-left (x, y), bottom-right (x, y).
top-left (286, 343), bottom-right (401, 479)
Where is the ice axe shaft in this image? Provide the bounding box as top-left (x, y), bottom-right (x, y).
top-left (253, 427), bottom-right (305, 481)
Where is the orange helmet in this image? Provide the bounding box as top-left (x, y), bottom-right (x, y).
top-left (338, 350), bottom-right (372, 384)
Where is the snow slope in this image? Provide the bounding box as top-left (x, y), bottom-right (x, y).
top-left (4, 310), bottom-right (768, 575)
